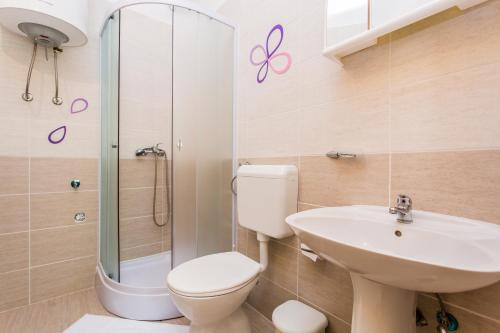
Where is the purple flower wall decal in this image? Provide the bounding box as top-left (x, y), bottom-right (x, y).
top-left (250, 24), bottom-right (292, 83)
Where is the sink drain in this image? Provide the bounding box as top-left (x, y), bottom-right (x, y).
top-left (394, 230), bottom-right (402, 237)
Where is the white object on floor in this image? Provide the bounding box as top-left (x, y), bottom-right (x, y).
top-left (96, 251), bottom-right (182, 321)
top-left (64, 314), bottom-right (189, 333)
top-left (272, 300), bottom-right (328, 333)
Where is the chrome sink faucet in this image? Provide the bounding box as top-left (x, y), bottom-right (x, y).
top-left (389, 194), bottom-right (413, 223)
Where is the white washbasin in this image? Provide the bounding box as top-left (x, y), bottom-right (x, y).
top-left (286, 205), bottom-right (500, 333)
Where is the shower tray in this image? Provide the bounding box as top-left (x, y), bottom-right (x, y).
top-left (96, 251), bottom-right (182, 320)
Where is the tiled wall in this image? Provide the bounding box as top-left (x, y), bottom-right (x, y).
top-left (219, 0), bottom-right (500, 332)
top-left (118, 6), bottom-right (173, 261)
top-left (0, 1), bottom-right (101, 311)
top-left (119, 158), bottom-right (171, 260)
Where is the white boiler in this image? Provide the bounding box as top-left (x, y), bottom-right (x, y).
top-left (0, 0), bottom-right (88, 104)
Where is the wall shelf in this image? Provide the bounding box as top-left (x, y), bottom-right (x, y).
top-left (324, 0), bottom-right (487, 64)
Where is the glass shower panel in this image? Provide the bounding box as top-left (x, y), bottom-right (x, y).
top-left (100, 13), bottom-right (120, 281)
top-left (118, 4), bottom-right (173, 267)
top-left (194, 14), bottom-right (234, 257)
top-left (172, 7), bottom-right (234, 266)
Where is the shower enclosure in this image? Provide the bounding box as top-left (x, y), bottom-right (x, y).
top-left (97, 1), bottom-right (236, 320)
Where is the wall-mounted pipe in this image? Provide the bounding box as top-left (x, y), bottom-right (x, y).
top-left (257, 232), bottom-right (270, 272)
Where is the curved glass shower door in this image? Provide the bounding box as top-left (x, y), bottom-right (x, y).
top-left (172, 6), bottom-right (235, 266)
top-left (98, 2), bottom-right (235, 320)
top-left (100, 12), bottom-right (120, 281)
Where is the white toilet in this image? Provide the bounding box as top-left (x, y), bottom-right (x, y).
top-left (167, 165), bottom-right (298, 333)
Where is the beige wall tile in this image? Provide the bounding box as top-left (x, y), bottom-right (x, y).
top-left (391, 150), bottom-right (500, 224)
top-left (298, 202), bottom-right (324, 212)
top-left (31, 191), bottom-right (98, 229)
top-left (248, 236), bottom-right (298, 293)
top-left (119, 187), bottom-right (163, 219)
top-left (299, 155), bottom-right (389, 207)
top-left (30, 121), bottom-right (100, 159)
top-left (391, 1), bottom-right (500, 87)
top-left (242, 303), bottom-right (275, 333)
top-left (0, 117), bottom-right (29, 158)
top-left (119, 158), bottom-right (165, 189)
top-left (30, 256), bottom-right (96, 303)
top-left (391, 62), bottom-right (500, 152)
top-left (0, 232), bottom-right (28, 274)
top-left (298, 255), bottom-right (353, 323)
top-left (120, 243), bottom-right (163, 261)
top-left (440, 281), bottom-right (500, 322)
top-left (298, 41), bottom-right (390, 108)
top-left (30, 158), bottom-right (98, 193)
top-left (0, 157), bottom-right (28, 195)
top-left (236, 226), bottom-right (248, 255)
top-left (274, 234), bottom-right (299, 249)
top-left (246, 111), bottom-right (300, 159)
top-left (247, 277), bottom-right (296, 321)
top-left (120, 216), bottom-right (164, 249)
top-left (31, 223), bottom-right (97, 267)
top-left (0, 195), bottom-right (28, 234)
top-left (300, 90), bottom-right (390, 156)
top-left (0, 270), bottom-right (28, 311)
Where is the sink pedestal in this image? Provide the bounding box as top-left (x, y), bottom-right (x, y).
top-left (350, 273), bottom-right (417, 333)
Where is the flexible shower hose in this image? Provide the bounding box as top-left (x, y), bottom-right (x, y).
top-left (152, 153), bottom-right (170, 227)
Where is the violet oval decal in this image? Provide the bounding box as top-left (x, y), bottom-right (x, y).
top-left (48, 125), bottom-right (67, 144)
top-left (70, 98), bottom-right (89, 114)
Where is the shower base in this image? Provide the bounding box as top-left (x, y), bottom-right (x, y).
top-left (95, 251), bottom-right (182, 320)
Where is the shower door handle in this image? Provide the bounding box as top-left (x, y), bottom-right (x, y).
top-left (176, 139), bottom-right (183, 151)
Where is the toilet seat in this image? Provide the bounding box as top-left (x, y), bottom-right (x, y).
top-left (167, 252), bottom-right (261, 298)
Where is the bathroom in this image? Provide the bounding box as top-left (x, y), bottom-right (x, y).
top-left (0, 0), bottom-right (499, 332)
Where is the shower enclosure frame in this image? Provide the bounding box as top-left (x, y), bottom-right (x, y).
top-left (96, 0), bottom-right (238, 320)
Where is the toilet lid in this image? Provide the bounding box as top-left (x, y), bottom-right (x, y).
top-left (167, 252), bottom-right (261, 297)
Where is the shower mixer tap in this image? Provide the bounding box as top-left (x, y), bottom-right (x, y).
top-left (134, 143), bottom-right (170, 228)
top-left (135, 143), bottom-right (166, 157)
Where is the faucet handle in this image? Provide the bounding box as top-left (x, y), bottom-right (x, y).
top-left (395, 194), bottom-right (412, 209)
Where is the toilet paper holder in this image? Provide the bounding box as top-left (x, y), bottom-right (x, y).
top-left (300, 243), bottom-right (322, 262)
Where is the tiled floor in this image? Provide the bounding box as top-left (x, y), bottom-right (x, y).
top-left (0, 288), bottom-right (274, 333)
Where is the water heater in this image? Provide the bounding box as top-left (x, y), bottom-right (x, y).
top-left (0, 0), bottom-right (88, 104)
